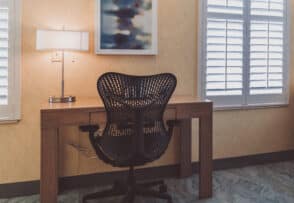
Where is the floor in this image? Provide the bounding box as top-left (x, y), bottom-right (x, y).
top-left (0, 161), bottom-right (294, 203)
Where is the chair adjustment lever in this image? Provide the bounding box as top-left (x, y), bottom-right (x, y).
top-left (79, 125), bottom-right (100, 133)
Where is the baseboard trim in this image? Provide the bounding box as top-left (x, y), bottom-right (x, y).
top-left (1, 150), bottom-right (294, 198)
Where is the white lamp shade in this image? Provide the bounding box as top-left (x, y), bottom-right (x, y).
top-left (36, 29), bottom-right (89, 51)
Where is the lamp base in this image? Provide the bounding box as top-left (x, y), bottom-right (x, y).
top-left (48, 96), bottom-right (76, 103)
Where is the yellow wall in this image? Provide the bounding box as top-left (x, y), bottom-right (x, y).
top-left (0, 0), bottom-right (293, 184)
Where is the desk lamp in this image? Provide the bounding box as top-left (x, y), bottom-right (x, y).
top-left (36, 29), bottom-right (89, 103)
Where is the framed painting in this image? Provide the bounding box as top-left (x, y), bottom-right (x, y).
top-left (96, 0), bottom-right (158, 55)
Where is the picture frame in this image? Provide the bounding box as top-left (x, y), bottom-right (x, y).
top-left (95, 0), bottom-right (158, 55)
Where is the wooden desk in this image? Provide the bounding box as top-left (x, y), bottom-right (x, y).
top-left (40, 97), bottom-right (213, 203)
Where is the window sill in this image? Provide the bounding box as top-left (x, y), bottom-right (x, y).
top-left (0, 119), bottom-right (20, 125)
top-left (214, 103), bottom-right (289, 111)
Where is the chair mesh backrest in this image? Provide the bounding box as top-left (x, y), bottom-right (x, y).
top-left (93, 72), bottom-right (177, 167)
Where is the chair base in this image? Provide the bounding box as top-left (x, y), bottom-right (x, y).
top-left (82, 179), bottom-right (172, 203)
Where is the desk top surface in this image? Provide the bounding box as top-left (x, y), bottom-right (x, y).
top-left (41, 96), bottom-right (211, 112)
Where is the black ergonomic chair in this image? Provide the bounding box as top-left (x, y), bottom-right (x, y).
top-left (80, 72), bottom-right (177, 203)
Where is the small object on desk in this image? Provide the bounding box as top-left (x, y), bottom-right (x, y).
top-left (48, 96), bottom-right (76, 103)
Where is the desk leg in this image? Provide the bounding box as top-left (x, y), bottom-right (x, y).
top-left (199, 113), bottom-right (213, 199)
top-left (41, 128), bottom-right (59, 203)
top-left (179, 119), bottom-right (192, 178)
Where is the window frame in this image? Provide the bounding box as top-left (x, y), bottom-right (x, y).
top-left (0, 0), bottom-right (21, 121)
top-left (198, 0), bottom-right (290, 110)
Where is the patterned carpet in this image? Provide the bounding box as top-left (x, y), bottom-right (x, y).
top-left (1, 161), bottom-right (294, 203)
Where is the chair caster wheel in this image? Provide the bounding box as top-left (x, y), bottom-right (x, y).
top-left (159, 184), bottom-right (167, 193)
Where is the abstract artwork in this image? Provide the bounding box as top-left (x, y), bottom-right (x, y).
top-left (96, 0), bottom-right (158, 55)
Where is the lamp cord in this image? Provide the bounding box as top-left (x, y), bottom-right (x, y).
top-left (61, 50), bottom-right (65, 98)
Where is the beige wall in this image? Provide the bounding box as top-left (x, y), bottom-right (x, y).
top-left (0, 0), bottom-right (293, 184)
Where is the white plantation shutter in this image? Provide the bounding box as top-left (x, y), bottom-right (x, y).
top-left (206, 19), bottom-right (243, 97)
top-left (0, 0), bottom-right (8, 105)
top-left (248, 0), bottom-right (288, 105)
top-left (200, 0), bottom-right (289, 108)
top-left (204, 0), bottom-right (245, 107)
top-left (0, 0), bottom-right (21, 121)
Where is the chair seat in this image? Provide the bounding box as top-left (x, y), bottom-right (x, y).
top-left (94, 134), bottom-right (171, 167)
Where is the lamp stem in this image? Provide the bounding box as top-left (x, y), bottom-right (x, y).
top-left (61, 50), bottom-right (65, 98)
